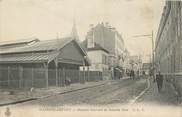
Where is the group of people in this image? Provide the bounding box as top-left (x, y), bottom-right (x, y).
top-left (129, 70), bottom-right (140, 80)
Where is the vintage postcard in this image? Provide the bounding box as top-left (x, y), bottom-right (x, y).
top-left (0, 0), bottom-right (182, 117)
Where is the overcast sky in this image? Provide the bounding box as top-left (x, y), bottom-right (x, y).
top-left (0, 0), bottom-right (165, 61)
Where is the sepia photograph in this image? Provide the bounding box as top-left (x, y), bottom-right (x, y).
top-left (0, 0), bottom-right (182, 116)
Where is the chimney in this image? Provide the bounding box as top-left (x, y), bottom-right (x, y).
top-left (89, 24), bottom-right (94, 30)
top-left (87, 34), bottom-right (95, 49)
top-left (105, 22), bottom-right (109, 27)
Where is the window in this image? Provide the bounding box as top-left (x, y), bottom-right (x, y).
top-left (87, 36), bottom-right (94, 48)
top-left (102, 54), bottom-right (108, 64)
top-left (102, 54), bottom-right (106, 64)
top-left (95, 64), bottom-right (99, 69)
top-left (177, 14), bottom-right (181, 37)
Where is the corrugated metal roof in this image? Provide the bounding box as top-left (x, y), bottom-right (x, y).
top-left (0, 37), bottom-right (72, 54)
top-left (0, 37), bottom-right (90, 65)
top-left (0, 51), bottom-right (59, 63)
top-left (0, 38), bottom-right (39, 46)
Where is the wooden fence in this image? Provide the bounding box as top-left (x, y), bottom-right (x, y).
top-left (0, 67), bottom-right (104, 89)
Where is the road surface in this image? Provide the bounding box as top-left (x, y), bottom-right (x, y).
top-left (14, 78), bottom-right (147, 107)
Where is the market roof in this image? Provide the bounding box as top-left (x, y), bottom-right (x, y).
top-left (0, 51), bottom-right (59, 63)
top-left (0, 37), bottom-right (89, 65)
top-left (0, 38), bottom-right (39, 47)
top-left (0, 37), bottom-right (72, 54)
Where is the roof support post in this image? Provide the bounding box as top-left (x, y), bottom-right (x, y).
top-left (7, 66), bottom-right (10, 87)
top-left (62, 68), bottom-right (66, 87)
top-left (19, 65), bottom-right (23, 89)
top-left (44, 63), bottom-right (49, 88)
top-left (82, 59), bottom-right (85, 84)
top-left (78, 70), bottom-right (80, 84)
top-left (31, 66), bottom-right (34, 88)
top-left (55, 58), bottom-right (58, 87)
top-left (88, 66), bottom-right (90, 82)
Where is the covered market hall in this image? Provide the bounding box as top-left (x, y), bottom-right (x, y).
top-left (0, 37), bottom-right (91, 89)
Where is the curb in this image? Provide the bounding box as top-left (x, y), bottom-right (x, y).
top-left (129, 78), bottom-right (151, 105)
top-left (0, 98), bottom-right (37, 107)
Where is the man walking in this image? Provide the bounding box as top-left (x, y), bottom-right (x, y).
top-left (130, 70), bottom-right (135, 80)
top-left (156, 71), bottom-right (163, 93)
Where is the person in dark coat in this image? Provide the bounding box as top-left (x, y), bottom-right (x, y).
top-left (156, 72), bottom-right (163, 93)
top-left (130, 70), bottom-right (135, 80)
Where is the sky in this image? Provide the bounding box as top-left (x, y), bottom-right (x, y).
top-left (0, 0), bottom-right (165, 62)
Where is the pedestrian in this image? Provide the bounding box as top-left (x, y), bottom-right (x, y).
top-left (65, 77), bottom-right (71, 86)
top-left (156, 71), bottom-right (163, 93)
top-left (133, 70), bottom-right (135, 80)
top-left (130, 70), bottom-right (132, 79)
top-left (143, 71), bottom-right (145, 76)
top-left (130, 70), bottom-right (135, 80)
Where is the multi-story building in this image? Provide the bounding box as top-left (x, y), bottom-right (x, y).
top-left (155, 1), bottom-right (182, 74)
top-left (86, 43), bottom-right (109, 72)
top-left (155, 1), bottom-right (182, 101)
top-left (86, 22), bottom-right (127, 69)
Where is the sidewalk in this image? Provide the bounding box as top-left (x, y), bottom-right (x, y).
top-left (0, 80), bottom-right (110, 106)
top-left (136, 78), bottom-right (179, 106)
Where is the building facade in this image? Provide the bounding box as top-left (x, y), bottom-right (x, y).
top-left (80, 41), bottom-right (111, 80)
top-left (155, 1), bottom-right (182, 74)
top-left (155, 1), bottom-right (182, 101)
top-left (86, 43), bottom-right (109, 72)
top-left (129, 55), bottom-right (143, 76)
top-left (86, 22), bottom-right (127, 69)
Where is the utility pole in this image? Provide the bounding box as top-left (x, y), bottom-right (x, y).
top-left (132, 30), bottom-right (154, 77)
top-left (151, 31), bottom-right (155, 78)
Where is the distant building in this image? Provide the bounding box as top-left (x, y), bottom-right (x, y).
top-left (129, 55), bottom-right (142, 75)
top-left (83, 22), bottom-right (128, 75)
top-left (142, 63), bottom-right (151, 75)
top-left (86, 43), bottom-right (109, 72)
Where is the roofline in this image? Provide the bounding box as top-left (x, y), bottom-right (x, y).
top-left (0, 60), bottom-right (47, 64)
top-left (0, 38), bottom-right (73, 55)
top-left (0, 37), bottom-right (91, 65)
top-left (0, 50), bottom-right (54, 55)
top-left (87, 48), bottom-right (109, 53)
top-left (0, 38), bottom-right (39, 47)
top-left (72, 39), bottom-right (87, 56)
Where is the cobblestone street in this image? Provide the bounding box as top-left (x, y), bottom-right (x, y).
top-left (12, 78), bottom-right (147, 107)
